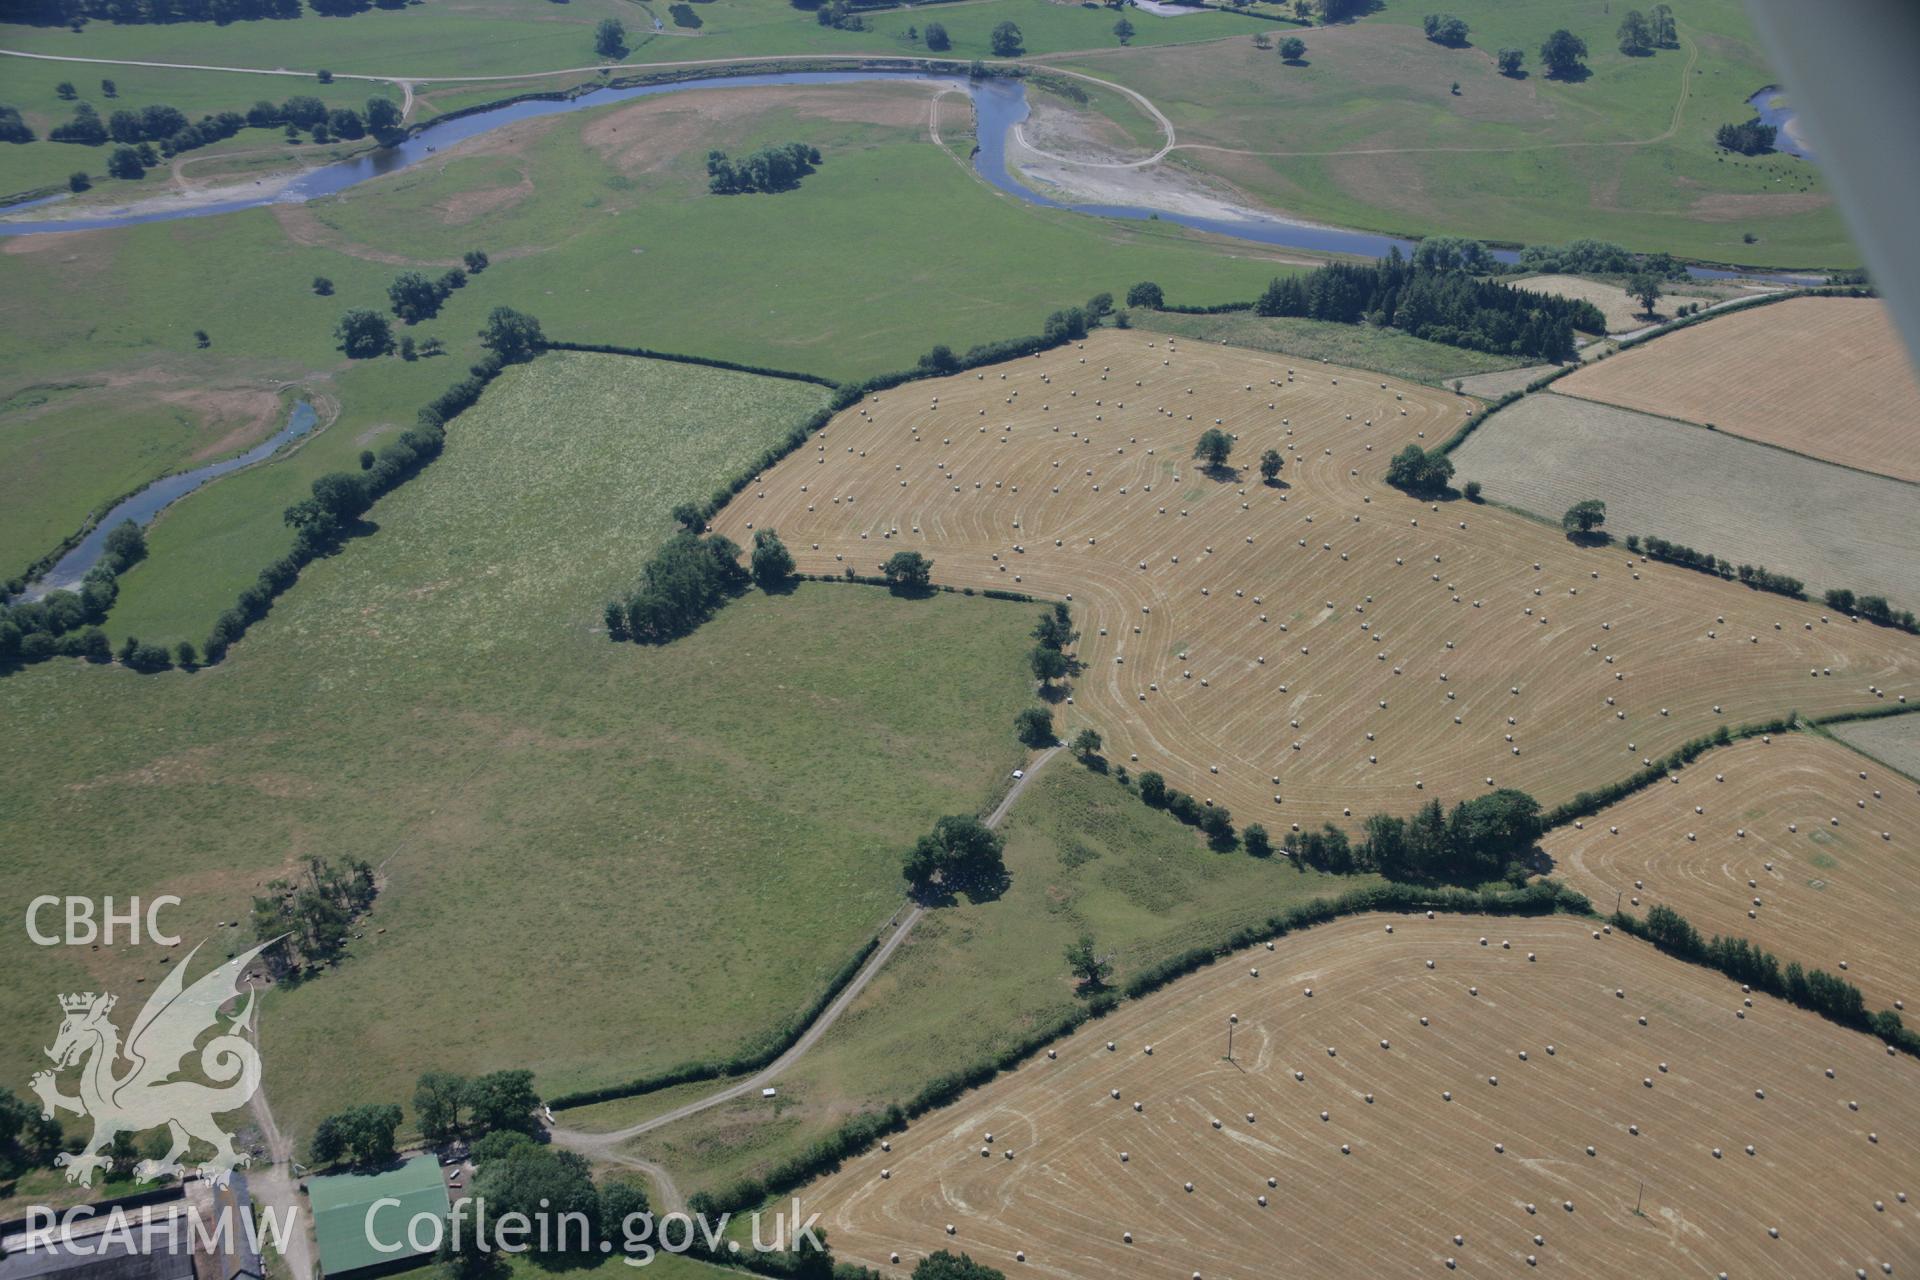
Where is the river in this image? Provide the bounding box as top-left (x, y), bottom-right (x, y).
top-left (29, 399), bottom-right (318, 596)
top-left (0, 68), bottom-right (1822, 284)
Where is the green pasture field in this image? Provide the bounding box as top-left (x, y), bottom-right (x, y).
top-left (622, 762), bottom-right (1377, 1199)
top-left (0, 350), bottom-right (1042, 1152)
top-left (0, 207), bottom-right (459, 584)
top-left (0, 59), bottom-right (400, 200)
top-left (1131, 308), bottom-right (1536, 385)
top-left (1055, 0), bottom-right (1854, 267)
top-left (0, 0), bottom-right (1262, 81)
top-left (0, 78), bottom-right (1295, 623)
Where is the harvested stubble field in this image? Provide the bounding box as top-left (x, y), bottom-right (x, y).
top-left (1546, 732), bottom-right (1920, 1012)
top-left (1554, 298), bottom-right (1920, 482)
top-left (802, 911), bottom-right (1920, 1279)
top-left (1450, 391), bottom-right (1920, 606)
top-left (711, 332), bottom-right (1920, 831)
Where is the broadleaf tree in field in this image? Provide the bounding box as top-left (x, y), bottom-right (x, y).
top-left (594, 17), bottom-right (627, 58)
top-left (750, 528), bottom-right (795, 589)
top-left (479, 307), bottom-right (545, 363)
top-left (1497, 48), bottom-right (1525, 77)
top-left (990, 21), bottom-right (1024, 56)
top-left (1260, 448), bottom-right (1284, 484)
top-left (334, 308), bottom-right (394, 359)
top-left (1279, 36), bottom-right (1307, 62)
top-left (1561, 498), bottom-right (1607, 538)
top-left (1192, 428), bottom-right (1234, 469)
top-left (903, 814), bottom-right (1007, 895)
top-left (1064, 933), bottom-right (1111, 991)
top-left (1626, 272), bottom-right (1663, 315)
top-left (1540, 29), bottom-right (1589, 79)
top-left (1617, 9), bottom-right (1653, 55)
top-left (882, 550), bottom-right (933, 592)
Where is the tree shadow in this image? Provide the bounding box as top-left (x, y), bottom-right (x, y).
top-left (1200, 463), bottom-right (1242, 483)
top-left (1500, 68), bottom-right (1530, 80)
top-left (758, 576), bottom-right (802, 597)
top-left (1281, 56), bottom-right (1310, 66)
top-left (1260, 476), bottom-right (1292, 491)
top-left (1038, 682), bottom-right (1071, 705)
top-left (1545, 63), bottom-right (1593, 83)
top-left (1564, 530), bottom-right (1612, 548)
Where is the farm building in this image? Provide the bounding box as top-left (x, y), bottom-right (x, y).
top-left (309, 1157), bottom-right (450, 1280)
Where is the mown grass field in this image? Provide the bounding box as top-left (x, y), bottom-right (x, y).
top-left (0, 79), bottom-right (1298, 620)
top-left (620, 760), bottom-right (1376, 1196)
top-left (1830, 713), bottom-right (1920, 785)
top-left (1451, 390), bottom-right (1920, 604)
top-left (0, 350), bottom-right (1041, 1151)
top-left (1132, 308), bottom-right (1536, 386)
top-left (1055, 0), bottom-right (1855, 266)
top-left (1554, 297), bottom-right (1920, 481)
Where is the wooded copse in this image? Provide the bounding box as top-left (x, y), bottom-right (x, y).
top-left (707, 142), bottom-right (823, 195)
top-left (1253, 257), bottom-right (1602, 360)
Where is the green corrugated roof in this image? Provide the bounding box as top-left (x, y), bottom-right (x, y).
top-left (309, 1156), bottom-right (450, 1277)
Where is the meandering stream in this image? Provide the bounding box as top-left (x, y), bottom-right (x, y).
top-left (30, 398), bottom-right (318, 596)
top-left (0, 69), bottom-right (1822, 285)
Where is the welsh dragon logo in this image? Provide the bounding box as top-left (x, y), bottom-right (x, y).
top-left (30, 940), bottom-right (274, 1187)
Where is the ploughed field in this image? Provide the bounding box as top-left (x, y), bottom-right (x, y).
top-left (1553, 298), bottom-right (1920, 483)
top-left (1546, 730), bottom-right (1920, 1013)
top-left (801, 912), bottom-right (1920, 1279)
top-left (712, 331), bottom-right (1920, 831)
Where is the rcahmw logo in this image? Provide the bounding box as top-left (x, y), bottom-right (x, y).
top-left (29, 938), bottom-right (275, 1187)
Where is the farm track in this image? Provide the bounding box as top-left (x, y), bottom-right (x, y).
top-left (804, 911), bottom-right (1920, 1279)
top-left (712, 330), bottom-right (1920, 834)
top-left (548, 745), bottom-right (1061, 1206)
top-left (1548, 730), bottom-right (1920, 1012)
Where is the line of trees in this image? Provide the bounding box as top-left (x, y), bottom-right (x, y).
top-left (706, 142), bottom-right (821, 194)
top-left (1542, 716), bottom-right (1792, 829)
top-left (42, 92), bottom-right (401, 163)
top-left (1623, 534), bottom-right (1808, 602)
top-left (1252, 254), bottom-right (1601, 360)
top-left (1622, 903), bottom-right (1917, 1056)
top-left (0, 521), bottom-right (147, 672)
top-left (1516, 237), bottom-right (1691, 281)
top-left (1136, 770), bottom-right (1237, 849)
top-left (201, 311), bottom-right (541, 666)
top-left (1822, 588), bottom-right (1920, 635)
